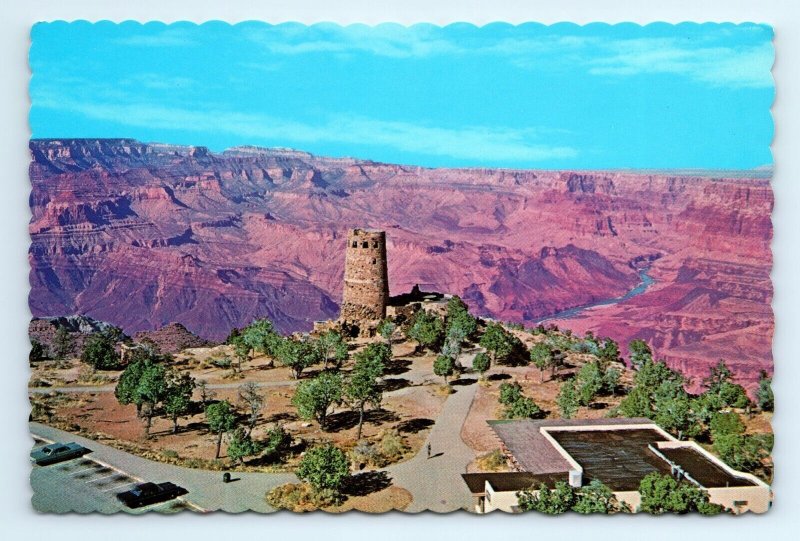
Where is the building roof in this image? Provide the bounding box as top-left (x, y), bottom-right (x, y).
top-left (548, 428), bottom-right (672, 491)
top-left (387, 285), bottom-right (445, 306)
top-left (487, 418), bottom-right (653, 475)
top-left (461, 472), bottom-right (568, 495)
top-left (488, 418), bottom-right (761, 492)
top-left (657, 446), bottom-right (756, 488)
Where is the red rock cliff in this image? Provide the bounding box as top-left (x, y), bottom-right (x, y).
top-left (28, 139), bottom-right (773, 386)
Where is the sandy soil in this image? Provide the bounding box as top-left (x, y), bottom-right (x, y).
top-left (31, 354), bottom-right (447, 469)
top-left (326, 486), bottom-right (412, 513)
top-left (30, 340), bottom-right (425, 389)
top-left (743, 411), bottom-right (773, 435)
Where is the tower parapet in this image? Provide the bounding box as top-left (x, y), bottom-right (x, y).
top-left (340, 229), bottom-right (389, 331)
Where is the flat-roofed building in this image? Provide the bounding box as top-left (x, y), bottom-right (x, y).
top-left (462, 418), bottom-right (771, 514)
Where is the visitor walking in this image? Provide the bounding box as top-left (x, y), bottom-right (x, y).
top-left (427, 442), bottom-right (432, 459)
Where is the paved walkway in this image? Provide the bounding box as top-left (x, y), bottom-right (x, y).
top-left (386, 379), bottom-right (478, 513)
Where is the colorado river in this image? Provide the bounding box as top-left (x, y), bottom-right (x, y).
top-left (535, 267), bottom-right (655, 323)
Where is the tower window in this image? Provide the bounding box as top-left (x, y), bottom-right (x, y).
top-left (362, 241), bottom-right (369, 248)
top-left (372, 241), bottom-right (378, 248)
top-left (352, 241), bottom-right (358, 248)
top-left (372, 259), bottom-right (377, 264)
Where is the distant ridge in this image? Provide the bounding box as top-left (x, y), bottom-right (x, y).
top-left (29, 138), bottom-right (770, 178)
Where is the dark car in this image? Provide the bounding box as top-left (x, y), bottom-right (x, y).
top-left (30, 442), bottom-right (90, 466)
top-left (116, 482), bottom-right (188, 509)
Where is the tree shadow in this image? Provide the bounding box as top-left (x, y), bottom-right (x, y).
top-left (181, 420), bottom-right (208, 433)
top-left (384, 359), bottom-right (412, 376)
top-left (190, 399), bottom-right (220, 415)
top-left (342, 470), bottom-right (392, 497)
top-left (265, 411), bottom-right (297, 424)
top-left (325, 408), bottom-right (399, 432)
top-left (247, 438), bottom-right (306, 467)
top-left (554, 372), bottom-right (575, 382)
top-left (487, 373), bottom-right (512, 382)
top-left (395, 418), bottom-right (434, 434)
top-left (588, 402), bottom-right (608, 410)
top-left (450, 378), bottom-right (477, 387)
top-left (381, 378), bottom-right (411, 392)
top-left (302, 368), bottom-right (325, 379)
top-left (532, 409), bottom-right (550, 420)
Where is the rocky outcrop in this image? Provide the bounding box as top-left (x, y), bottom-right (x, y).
top-left (133, 323), bottom-right (211, 354)
top-left (28, 315), bottom-right (123, 357)
top-left (28, 139), bottom-right (773, 384)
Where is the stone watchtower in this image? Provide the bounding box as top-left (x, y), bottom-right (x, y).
top-left (340, 228), bottom-right (389, 325)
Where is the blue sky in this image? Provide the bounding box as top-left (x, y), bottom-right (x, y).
top-left (30, 22), bottom-right (774, 170)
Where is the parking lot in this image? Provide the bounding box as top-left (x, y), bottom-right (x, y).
top-left (30, 437), bottom-right (198, 514)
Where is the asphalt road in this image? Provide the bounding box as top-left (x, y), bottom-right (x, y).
top-left (30, 436), bottom-right (198, 514)
top-left (30, 423), bottom-right (297, 513)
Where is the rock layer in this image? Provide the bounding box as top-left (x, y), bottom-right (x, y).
top-left (28, 139), bottom-right (773, 385)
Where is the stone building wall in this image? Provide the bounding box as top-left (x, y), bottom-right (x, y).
top-left (340, 228), bottom-right (389, 326)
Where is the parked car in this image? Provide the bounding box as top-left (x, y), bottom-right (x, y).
top-left (30, 442), bottom-right (90, 466)
top-left (116, 482), bottom-right (188, 509)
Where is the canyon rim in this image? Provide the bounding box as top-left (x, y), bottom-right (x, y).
top-left (29, 138), bottom-right (773, 389)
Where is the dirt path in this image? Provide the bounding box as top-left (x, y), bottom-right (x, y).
top-left (27, 379), bottom-right (302, 395)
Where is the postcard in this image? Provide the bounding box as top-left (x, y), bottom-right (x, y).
top-left (28, 21), bottom-right (774, 514)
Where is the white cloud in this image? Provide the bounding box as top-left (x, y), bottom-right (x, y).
top-left (119, 73), bottom-right (196, 90)
top-left (244, 25), bottom-right (772, 88)
top-left (588, 38), bottom-right (773, 88)
top-left (245, 24), bottom-right (460, 59)
top-left (113, 29), bottom-right (195, 47)
top-left (34, 96), bottom-right (576, 164)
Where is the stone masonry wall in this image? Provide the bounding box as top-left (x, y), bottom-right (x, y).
top-left (340, 228), bottom-right (389, 323)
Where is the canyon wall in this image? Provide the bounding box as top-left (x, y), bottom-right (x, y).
top-left (28, 139), bottom-right (773, 386)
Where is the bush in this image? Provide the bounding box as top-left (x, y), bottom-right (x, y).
top-left (709, 411), bottom-right (745, 437)
top-left (433, 355), bottom-right (456, 383)
top-left (266, 482), bottom-right (340, 511)
top-left (349, 440), bottom-right (383, 468)
top-left (502, 396), bottom-right (541, 419)
top-left (211, 357), bottom-right (232, 369)
top-left (348, 429), bottom-right (410, 468)
top-left (498, 381), bottom-right (541, 419)
top-left (477, 449), bottom-right (507, 471)
top-left (78, 365), bottom-right (113, 385)
top-left (719, 382), bottom-right (750, 409)
top-left (575, 361), bottom-right (604, 406)
top-left (639, 472), bottom-right (724, 515)
top-left (296, 443), bottom-right (350, 493)
top-left (81, 333), bottom-right (120, 370)
top-left (498, 382), bottom-right (523, 405)
top-left (407, 310), bottom-right (444, 351)
top-left (30, 340), bottom-right (47, 362)
top-left (570, 340), bottom-right (599, 355)
top-left (756, 371), bottom-right (773, 412)
top-left (472, 352), bottom-right (490, 376)
top-left (378, 429), bottom-right (410, 464)
top-left (262, 425), bottom-right (291, 458)
top-left (712, 432), bottom-right (772, 472)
